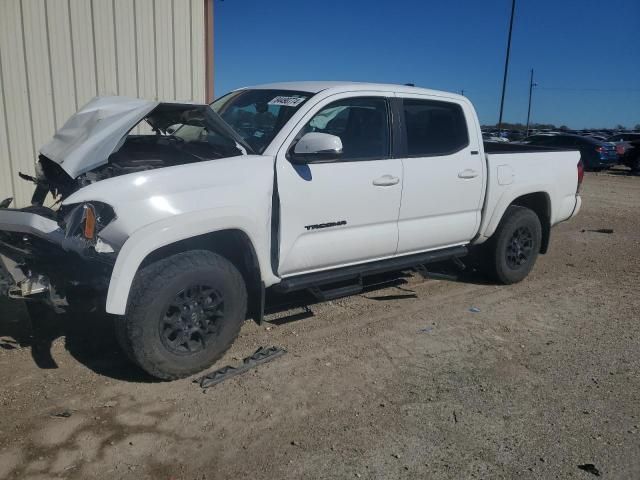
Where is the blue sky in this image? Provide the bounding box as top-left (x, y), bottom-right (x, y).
top-left (214, 0), bottom-right (640, 129)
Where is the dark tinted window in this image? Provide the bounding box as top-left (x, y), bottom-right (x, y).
top-left (299, 97), bottom-right (390, 161)
top-left (403, 99), bottom-right (469, 156)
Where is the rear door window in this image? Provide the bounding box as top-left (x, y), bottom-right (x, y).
top-left (402, 99), bottom-right (469, 156)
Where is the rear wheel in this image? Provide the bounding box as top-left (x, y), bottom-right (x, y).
top-left (483, 206), bottom-right (542, 284)
top-left (115, 250), bottom-right (247, 380)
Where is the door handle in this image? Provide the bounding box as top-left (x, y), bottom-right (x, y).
top-left (458, 169), bottom-right (479, 179)
top-left (372, 175), bottom-right (400, 186)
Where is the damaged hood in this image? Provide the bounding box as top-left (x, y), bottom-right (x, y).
top-left (39, 96), bottom-right (160, 178)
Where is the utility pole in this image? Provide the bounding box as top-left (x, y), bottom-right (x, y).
top-left (498, 0), bottom-right (516, 132)
top-left (525, 69), bottom-right (537, 136)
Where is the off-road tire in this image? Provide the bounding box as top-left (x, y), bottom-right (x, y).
top-left (484, 205), bottom-right (542, 284)
top-left (115, 250), bottom-right (247, 380)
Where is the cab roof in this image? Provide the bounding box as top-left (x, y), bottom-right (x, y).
top-left (242, 81), bottom-right (464, 99)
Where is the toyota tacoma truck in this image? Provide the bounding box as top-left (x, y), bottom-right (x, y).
top-left (0, 82), bottom-right (583, 379)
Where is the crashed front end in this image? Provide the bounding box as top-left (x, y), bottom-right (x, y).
top-left (0, 95), bottom-right (250, 311)
top-left (0, 202), bottom-right (117, 310)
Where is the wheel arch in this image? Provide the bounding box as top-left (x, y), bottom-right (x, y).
top-left (138, 230), bottom-right (265, 323)
top-left (479, 189), bottom-right (552, 253)
top-left (106, 218), bottom-right (270, 320)
top-left (509, 192), bottom-right (551, 253)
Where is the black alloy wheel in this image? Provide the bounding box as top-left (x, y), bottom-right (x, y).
top-left (160, 285), bottom-right (225, 355)
top-left (505, 226), bottom-right (534, 269)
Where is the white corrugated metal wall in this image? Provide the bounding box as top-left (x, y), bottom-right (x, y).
top-left (0, 0), bottom-right (211, 207)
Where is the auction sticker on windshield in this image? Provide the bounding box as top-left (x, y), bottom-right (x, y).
top-left (268, 96), bottom-right (306, 107)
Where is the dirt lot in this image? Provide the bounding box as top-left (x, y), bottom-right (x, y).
top-left (0, 171), bottom-right (639, 480)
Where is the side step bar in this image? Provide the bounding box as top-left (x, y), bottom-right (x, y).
top-left (309, 279), bottom-right (364, 301)
top-left (275, 246), bottom-right (468, 294)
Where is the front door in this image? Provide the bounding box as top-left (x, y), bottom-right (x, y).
top-left (276, 94), bottom-right (402, 277)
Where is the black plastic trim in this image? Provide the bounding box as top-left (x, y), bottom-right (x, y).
top-left (390, 97), bottom-right (407, 158)
top-left (274, 246), bottom-right (468, 293)
top-left (270, 173), bottom-right (280, 276)
top-left (483, 141), bottom-right (578, 154)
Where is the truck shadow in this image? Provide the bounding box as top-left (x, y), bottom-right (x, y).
top-left (0, 260), bottom-right (492, 382)
top-left (0, 297), bottom-right (156, 383)
top-left (264, 262), bottom-right (494, 324)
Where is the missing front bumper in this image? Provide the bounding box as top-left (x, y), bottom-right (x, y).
top-left (0, 208), bottom-right (116, 308)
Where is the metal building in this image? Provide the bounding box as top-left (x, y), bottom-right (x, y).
top-left (0, 0), bottom-right (214, 207)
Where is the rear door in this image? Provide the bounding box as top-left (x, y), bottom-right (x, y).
top-left (276, 93), bottom-right (402, 277)
top-left (395, 95), bottom-right (484, 254)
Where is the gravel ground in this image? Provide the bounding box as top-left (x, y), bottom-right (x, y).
top-left (0, 171), bottom-right (639, 480)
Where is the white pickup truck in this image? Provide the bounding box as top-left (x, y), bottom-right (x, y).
top-left (0, 82), bottom-right (582, 379)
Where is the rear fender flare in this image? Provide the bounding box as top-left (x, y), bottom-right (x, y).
top-left (479, 185), bottom-right (552, 241)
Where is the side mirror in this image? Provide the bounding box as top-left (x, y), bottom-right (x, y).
top-left (291, 132), bottom-right (343, 164)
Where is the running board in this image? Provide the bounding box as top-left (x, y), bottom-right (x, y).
top-left (309, 280), bottom-right (363, 301)
top-left (275, 246), bottom-right (468, 294)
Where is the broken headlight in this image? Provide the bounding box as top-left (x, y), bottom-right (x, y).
top-left (59, 202), bottom-right (116, 242)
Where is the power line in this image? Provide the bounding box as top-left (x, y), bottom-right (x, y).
top-left (525, 69), bottom-right (537, 136)
top-left (497, 0), bottom-right (516, 129)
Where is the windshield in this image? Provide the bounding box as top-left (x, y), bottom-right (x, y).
top-left (210, 89), bottom-right (312, 153)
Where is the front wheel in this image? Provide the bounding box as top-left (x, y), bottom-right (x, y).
top-left (483, 206), bottom-right (542, 284)
top-left (115, 250), bottom-right (247, 380)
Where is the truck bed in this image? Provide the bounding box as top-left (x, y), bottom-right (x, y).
top-left (476, 146), bottom-right (581, 244)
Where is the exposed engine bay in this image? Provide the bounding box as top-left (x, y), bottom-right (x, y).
top-left (0, 100), bottom-right (249, 310)
top-left (27, 103), bottom-right (247, 206)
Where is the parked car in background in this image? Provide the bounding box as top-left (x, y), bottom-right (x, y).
top-left (482, 132), bottom-right (508, 142)
top-left (607, 133), bottom-right (640, 172)
top-left (521, 134), bottom-right (618, 171)
top-left (584, 134), bottom-right (609, 142)
top-left (608, 132), bottom-right (640, 147)
top-left (505, 130), bottom-right (526, 142)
